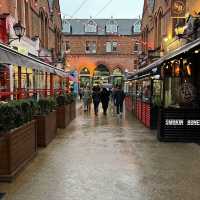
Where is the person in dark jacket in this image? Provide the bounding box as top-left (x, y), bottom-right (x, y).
top-left (92, 86), bottom-right (101, 116)
top-left (100, 87), bottom-right (110, 115)
top-left (114, 85), bottom-right (125, 116)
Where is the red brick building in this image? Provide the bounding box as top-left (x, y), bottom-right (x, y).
top-left (140, 0), bottom-right (200, 68)
top-left (62, 18), bottom-right (141, 86)
top-left (0, 0), bottom-right (62, 61)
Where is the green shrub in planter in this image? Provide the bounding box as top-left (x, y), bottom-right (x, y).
top-left (49, 97), bottom-right (56, 112)
top-left (65, 94), bottom-right (74, 104)
top-left (56, 95), bottom-right (66, 106)
top-left (37, 97), bottom-right (56, 115)
top-left (0, 99), bottom-right (36, 133)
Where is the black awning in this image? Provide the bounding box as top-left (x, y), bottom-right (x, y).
top-left (164, 37), bottom-right (200, 61)
top-left (129, 37), bottom-right (200, 80)
top-left (0, 43), bottom-right (69, 77)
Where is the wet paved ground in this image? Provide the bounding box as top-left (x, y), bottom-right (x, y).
top-left (1, 106), bottom-right (200, 200)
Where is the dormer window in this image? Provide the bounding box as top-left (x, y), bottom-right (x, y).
top-left (133, 20), bottom-right (141, 33)
top-left (84, 20), bottom-right (97, 33)
top-left (63, 20), bottom-right (71, 34)
top-left (106, 19), bottom-right (118, 34)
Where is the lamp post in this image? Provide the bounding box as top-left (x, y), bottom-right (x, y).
top-left (8, 21), bottom-right (25, 45)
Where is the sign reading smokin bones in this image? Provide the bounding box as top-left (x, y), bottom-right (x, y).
top-left (165, 119), bottom-right (200, 126)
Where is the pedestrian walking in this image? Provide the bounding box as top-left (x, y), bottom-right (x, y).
top-left (92, 85), bottom-right (101, 116)
top-left (82, 86), bottom-right (91, 112)
top-left (114, 85), bottom-right (125, 117)
top-left (110, 86), bottom-right (116, 115)
top-left (79, 88), bottom-right (83, 100)
top-left (100, 87), bottom-right (110, 115)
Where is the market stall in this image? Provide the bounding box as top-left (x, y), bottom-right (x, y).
top-left (126, 37), bottom-right (200, 142)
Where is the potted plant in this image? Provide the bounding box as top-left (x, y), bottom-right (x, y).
top-left (34, 97), bottom-right (57, 147)
top-left (0, 100), bottom-right (37, 182)
top-left (56, 95), bottom-right (70, 129)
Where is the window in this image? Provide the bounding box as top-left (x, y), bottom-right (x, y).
top-left (157, 12), bottom-right (162, 47)
top-left (106, 20), bottom-right (118, 34)
top-left (133, 20), bottom-right (141, 33)
top-left (17, 0), bottom-right (23, 22)
top-left (106, 41), bottom-right (117, 52)
top-left (32, 0), bottom-right (38, 7)
top-left (65, 41), bottom-right (70, 52)
top-left (142, 80), bottom-right (151, 102)
top-left (133, 43), bottom-right (139, 52)
top-left (85, 20), bottom-right (97, 33)
top-left (25, 0), bottom-right (30, 37)
top-left (134, 60), bottom-right (138, 66)
top-left (164, 59), bottom-right (193, 108)
top-left (63, 20), bottom-right (71, 33)
top-left (85, 41), bottom-right (96, 53)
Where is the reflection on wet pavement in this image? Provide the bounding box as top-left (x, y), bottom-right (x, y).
top-left (1, 107), bottom-right (200, 200)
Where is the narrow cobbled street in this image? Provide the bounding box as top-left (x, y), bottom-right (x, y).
top-left (1, 107), bottom-right (200, 200)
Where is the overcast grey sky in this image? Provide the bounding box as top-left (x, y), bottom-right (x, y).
top-left (60, 0), bottom-right (144, 19)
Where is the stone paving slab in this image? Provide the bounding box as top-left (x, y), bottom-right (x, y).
top-left (0, 108), bottom-right (200, 200)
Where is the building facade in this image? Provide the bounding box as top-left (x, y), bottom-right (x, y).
top-left (0, 0), bottom-right (62, 61)
top-left (0, 0), bottom-right (66, 100)
top-left (140, 0), bottom-right (200, 68)
top-left (62, 18), bottom-right (141, 87)
top-left (125, 0), bottom-right (200, 141)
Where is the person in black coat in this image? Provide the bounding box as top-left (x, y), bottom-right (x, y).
top-left (92, 86), bottom-right (101, 116)
top-left (114, 85), bottom-right (125, 115)
top-left (100, 88), bottom-right (110, 115)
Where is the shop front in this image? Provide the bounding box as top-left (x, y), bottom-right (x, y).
top-left (158, 40), bottom-right (200, 141)
top-left (0, 43), bottom-right (68, 101)
top-left (127, 37), bottom-right (200, 142)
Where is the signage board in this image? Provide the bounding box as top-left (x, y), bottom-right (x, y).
top-left (165, 119), bottom-right (200, 126)
top-left (158, 108), bottom-right (200, 142)
top-left (171, 0), bottom-right (186, 18)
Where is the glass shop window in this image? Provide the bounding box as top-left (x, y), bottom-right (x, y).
top-left (136, 82), bottom-right (142, 99)
top-left (152, 79), bottom-right (163, 106)
top-left (164, 59), bottom-right (193, 108)
top-left (142, 80), bottom-right (151, 102)
top-left (85, 41), bottom-right (96, 54)
top-left (132, 81), bottom-right (137, 98)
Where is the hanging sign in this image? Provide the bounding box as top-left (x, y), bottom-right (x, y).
top-left (171, 0), bottom-right (186, 18)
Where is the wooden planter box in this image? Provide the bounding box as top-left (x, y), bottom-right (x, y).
top-left (34, 110), bottom-right (57, 147)
top-left (70, 101), bottom-right (76, 121)
top-left (56, 105), bottom-right (70, 129)
top-left (0, 120), bottom-right (37, 182)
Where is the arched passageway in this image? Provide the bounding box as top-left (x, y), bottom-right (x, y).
top-left (93, 64), bottom-right (110, 85)
top-left (79, 67), bottom-right (91, 87)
